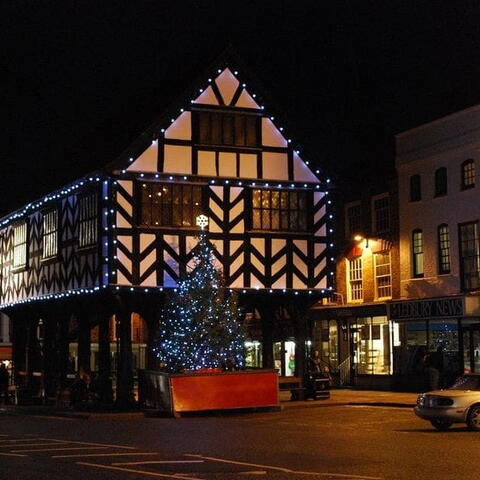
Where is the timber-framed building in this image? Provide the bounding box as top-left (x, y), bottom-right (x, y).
top-left (0, 56), bottom-right (333, 404)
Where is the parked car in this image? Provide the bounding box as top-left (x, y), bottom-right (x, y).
top-left (414, 374), bottom-right (480, 431)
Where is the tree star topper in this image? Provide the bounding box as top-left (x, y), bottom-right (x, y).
top-left (196, 214), bottom-right (209, 230)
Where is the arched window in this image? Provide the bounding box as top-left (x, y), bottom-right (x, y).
top-left (412, 229), bottom-right (424, 278)
top-left (434, 167), bottom-right (447, 197)
top-left (409, 174), bottom-right (421, 202)
top-left (461, 159), bottom-right (475, 190)
top-left (437, 224), bottom-right (450, 274)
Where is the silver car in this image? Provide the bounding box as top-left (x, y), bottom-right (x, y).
top-left (414, 374), bottom-right (480, 431)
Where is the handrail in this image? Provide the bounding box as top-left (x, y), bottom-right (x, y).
top-left (339, 356), bottom-right (351, 386)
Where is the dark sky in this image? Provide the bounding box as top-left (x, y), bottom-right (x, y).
top-left (3, 1), bottom-right (480, 216)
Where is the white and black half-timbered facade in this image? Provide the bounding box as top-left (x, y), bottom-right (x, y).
top-left (0, 58), bottom-right (333, 405)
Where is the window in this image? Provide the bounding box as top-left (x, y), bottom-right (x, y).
top-left (374, 252), bottom-right (392, 298)
top-left (372, 195), bottom-right (390, 233)
top-left (140, 183), bottom-right (202, 228)
top-left (345, 202), bottom-right (361, 237)
top-left (412, 229), bottom-right (424, 278)
top-left (251, 189), bottom-right (307, 232)
top-left (462, 159), bottom-right (475, 190)
top-left (348, 257), bottom-right (363, 301)
top-left (459, 221), bottom-right (480, 291)
top-left (13, 221), bottom-right (27, 269)
top-left (78, 194), bottom-right (98, 248)
top-left (197, 111), bottom-right (258, 147)
top-left (42, 210), bottom-right (58, 259)
top-left (410, 174), bottom-right (421, 202)
top-left (437, 224), bottom-right (450, 274)
top-left (434, 167), bottom-right (447, 197)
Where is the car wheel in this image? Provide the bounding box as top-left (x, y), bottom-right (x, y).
top-left (467, 404), bottom-right (480, 431)
top-left (430, 419), bottom-right (453, 431)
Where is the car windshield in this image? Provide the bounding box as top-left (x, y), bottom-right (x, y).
top-left (449, 376), bottom-right (480, 391)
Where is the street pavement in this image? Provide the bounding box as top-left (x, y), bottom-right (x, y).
top-left (0, 389), bottom-right (419, 419)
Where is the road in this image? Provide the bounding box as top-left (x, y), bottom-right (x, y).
top-left (0, 404), bottom-right (478, 480)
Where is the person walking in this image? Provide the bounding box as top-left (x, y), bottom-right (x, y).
top-left (424, 346), bottom-right (444, 391)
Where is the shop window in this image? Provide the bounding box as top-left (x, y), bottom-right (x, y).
top-left (410, 174), bottom-right (421, 202)
top-left (434, 167), bottom-right (447, 197)
top-left (13, 221), bottom-right (28, 269)
top-left (461, 159), bottom-right (475, 190)
top-left (78, 193), bottom-right (98, 248)
top-left (437, 224), bottom-right (450, 274)
top-left (353, 316), bottom-right (390, 375)
top-left (459, 221), bottom-right (480, 291)
top-left (372, 194), bottom-right (390, 233)
top-left (374, 252), bottom-right (392, 299)
top-left (244, 341), bottom-right (262, 368)
top-left (251, 189), bottom-right (307, 232)
top-left (140, 183), bottom-right (202, 228)
top-left (42, 209), bottom-right (58, 259)
top-left (314, 319), bottom-right (338, 372)
top-left (348, 257), bottom-right (363, 301)
top-left (345, 202), bottom-right (361, 237)
top-left (412, 229), bottom-right (424, 278)
top-left (392, 321), bottom-right (427, 375)
top-left (196, 111), bottom-right (259, 147)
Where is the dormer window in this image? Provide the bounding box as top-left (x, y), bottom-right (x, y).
top-left (195, 111), bottom-right (259, 147)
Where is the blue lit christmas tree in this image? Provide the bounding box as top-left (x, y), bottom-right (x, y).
top-left (154, 229), bottom-right (245, 373)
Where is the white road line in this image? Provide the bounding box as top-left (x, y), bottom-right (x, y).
top-left (31, 415), bottom-right (74, 421)
top-left (0, 452), bottom-right (28, 457)
top-left (12, 446), bottom-right (109, 453)
top-left (53, 452), bottom-right (158, 459)
top-left (185, 454), bottom-right (384, 480)
top-left (0, 438), bottom-right (45, 443)
top-left (0, 442), bottom-right (71, 448)
top-left (112, 460), bottom-right (205, 466)
top-left (77, 462), bottom-right (203, 480)
top-left (38, 438), bottom-right (136, 449)
top-left (239, 472), bottom-right (267, 476)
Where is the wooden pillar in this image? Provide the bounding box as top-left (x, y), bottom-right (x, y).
top-left (116, 294), bottom-right (134, 407)
top-left (98, 313), bottom-right (113, 404)
top-left (57, 315), bottom-right (70, 388)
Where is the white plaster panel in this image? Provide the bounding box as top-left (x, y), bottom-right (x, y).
top-left (292, 275), bottom-right (306, 289)
top-left (165, 112), bottom-right (191, 140)
top-left (194, 86), bottom-right (219, 105)
top-left (272, 275), bottom-right (286, 289)
top-left (118, 180), bottom-right (133, 196)
top-left (262, 152), bottom-right (289, 180)
top-left (219, 152), bottom-right (237, 177)
top-left (117, 191), bottom-right (133, 216)
top-left (271, 239), bottom-right (286, 257)
top-left (117, 271), bottom-right (130, 286)
top-left (272, 255), bottom-right (286, 276)
top-left (314, 205), bottom-right (326, 225)
top-left (118, 235), bottom-right (132, 251)
top-left (230, 274), bottom-right (244, 289)
top-left (239, 153), bottom-right (257, 179)
top-left (251, 254), bottom-right (264, 276)
top-left (164, 251), bottom-right (179, 275)
top-left (293, 252), bottom-right (308, 278)
top-left (116, 212), bottom-right (130, 229)
top-left (140, 250), bottom-right (156, 277)
top-left (316, 224), bottom-right (326, 237)
top-left (251, 238), bottom-right (265, 256)
top-left (229, 187), bottom-right (242, 203)
top-left (210, 186), bottom-right (224, 201)
top-left (235, 89), bottom-right (259, 109)
top-left (262, 118), bottom-right (288, 147)
top-left (251, 274), bottom-right (264, 289)
top-left (140, 233), bottom-right (156, 251)
top-left (215, 68), bottom-right (239, 106)
top-left (198, 150), bottom-right (216, 177)
top-left (209, 218), bottom-right (222, 233)
top-left (314, 257), bottom-right (326, 279)
top-left (163, 271), bottom-right (177, 288)
top-left (127, 143), bottom-right (158, 172)
top-left (315, 276), bottom-right (327, 289)
top-left (163, 145), bottom-right (192, 174)
top-left (293, 152), bottom-right (318, 182)
top-left (313, 192), bottom-right (324, 204)
top-left (141, 271), bottom-right (157, 287)
top-left (210, 200), bottom-right (224, 225)
top-left (293, 240), bottom-right (307, 255)
top-left (163, 235), bottom-right (180, 254)
top-left (230, 201), bottom-right (244, 224)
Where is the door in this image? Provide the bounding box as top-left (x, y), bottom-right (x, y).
top-left (462, 325), bottom-right (480, 373)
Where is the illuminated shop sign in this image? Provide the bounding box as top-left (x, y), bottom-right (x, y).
top-left (389, 297), bottom-right (464, 320)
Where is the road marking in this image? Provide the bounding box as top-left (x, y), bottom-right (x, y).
top-left (0, 438), bottom-right (45, 443)
top-left (77, 462), bottom-right (203, 480)
top-left (239, 471), bottom-right (267, 475)
top-left (31, 415), bottom-right (74, 421)
top-left (0, 442), bottom-right (71, 448)
top-left (53, 452), bottom-right (158, 459)
top-left (185, 454), bottom-right (384, 480)
top-left (0, 452), bottom-right (28, 457)
top-left (12, 446), bottom-right (109, 453)
top-left (112, 460), bottom-right (205, 466)
top-left (38, 438), bottom-right (136, 449)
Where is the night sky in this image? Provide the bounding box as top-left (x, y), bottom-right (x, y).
top-left (3, 1), bottom-right (480, 216)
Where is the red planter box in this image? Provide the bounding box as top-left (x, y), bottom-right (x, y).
top-left (138, 369), bottom-right (279, 417)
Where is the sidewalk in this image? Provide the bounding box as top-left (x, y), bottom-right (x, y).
top-left (0, 389), bottom-right (418, 419)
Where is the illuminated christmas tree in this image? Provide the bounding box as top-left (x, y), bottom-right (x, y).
top-left (154, 229), bottom-right (245, 373)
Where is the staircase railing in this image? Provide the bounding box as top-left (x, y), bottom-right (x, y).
top-left (339, 356), bottom-right (351, 386)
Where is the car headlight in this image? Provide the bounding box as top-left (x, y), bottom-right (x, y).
top-left (417, 395), bottom-right (425, 407)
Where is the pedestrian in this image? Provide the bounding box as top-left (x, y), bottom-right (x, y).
top-left (424, 346), bottom-right (444, 391)
top-left (0, 363), bottom-right (9, 404)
